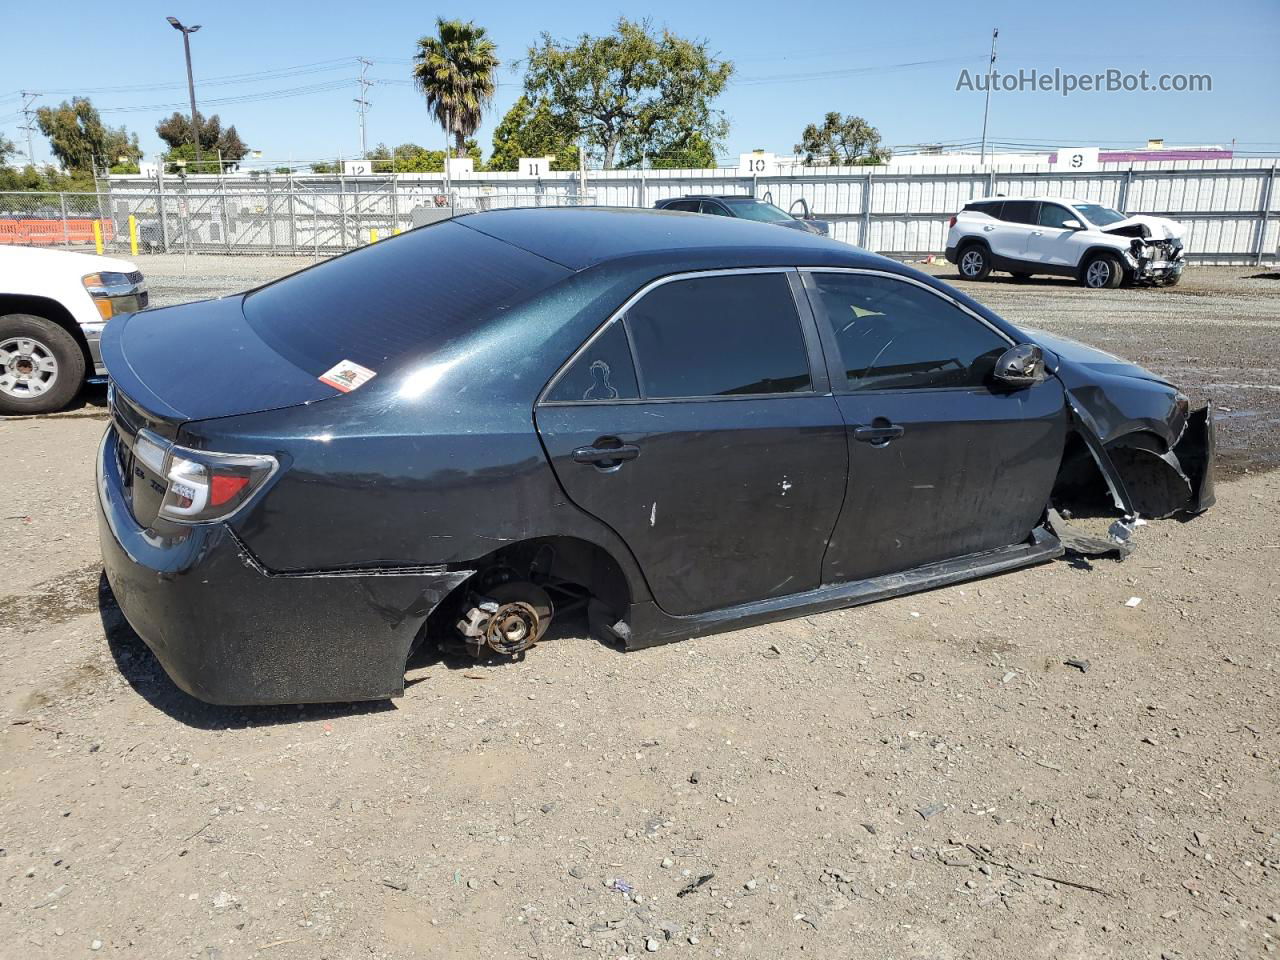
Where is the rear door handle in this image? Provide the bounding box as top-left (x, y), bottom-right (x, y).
top-left (853, 424), bottom-right (905, 444)
top-left (1031, 230), bottom-right (1043, 236)
top-left (572, 441), bottom-right (640, 466)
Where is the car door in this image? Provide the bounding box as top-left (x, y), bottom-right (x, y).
top-left (535, 269), bottom-right (849, 616)
top-left (802, 269), bottom-right (1067, 584)
top-left (1026, 201), bottom-right (1085, 267)
top-left (987, 200), bottom-right (1040, 266)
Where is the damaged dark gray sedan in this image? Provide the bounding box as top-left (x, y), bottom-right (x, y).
top-left (97, 208), bottom-right (1214, 705)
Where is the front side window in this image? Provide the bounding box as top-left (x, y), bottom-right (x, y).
top-left (1038, 204), bottom-right (1077, 229)
top-left (544, 319), bottom-right (639, 403)
top-left (808, 273), bottom-right (1009, 392)
top-left (721, 199), bottom-right (793, 223)
top-left (698, 201), bottom-right (733, 216)
top-left (626, 273), bottom-right (812, 398)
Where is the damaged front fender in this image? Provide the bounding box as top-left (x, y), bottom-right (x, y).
top-left (1051, 392), bottom-right (1215, 558)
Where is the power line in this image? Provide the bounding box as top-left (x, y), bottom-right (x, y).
top-left (95, 78), bottom-right (357, 114)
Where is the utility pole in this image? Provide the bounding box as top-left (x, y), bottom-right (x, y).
top-left (979, 28), bottom-right (998, 166)
top-left (354, 57), bottom-right (373, 160)
top-left (18, 91), bottom-right (39, 166)
top-left (167, 17), bottom-right (203, 170)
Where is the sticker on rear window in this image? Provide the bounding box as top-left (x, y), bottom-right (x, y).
top-left (319, 359), bottom-right (377, 392)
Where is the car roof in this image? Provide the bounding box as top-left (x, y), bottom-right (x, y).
top-left (659, 195), bottom-right (761, 202)
top-left (968, 196), bottom-right (1099, 206)
top-left (455, 206), bottom-right (874, 271)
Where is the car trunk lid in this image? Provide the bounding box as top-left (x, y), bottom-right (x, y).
top-left (101, 295), bottom-right (339, 528)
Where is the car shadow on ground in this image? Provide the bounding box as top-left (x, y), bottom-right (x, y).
top-left (99, 573), bottom-right (395, 729)
top-left (1, 383), bottom-right (109, 421)
top-left (937, 271), bottom-right (1078, 288)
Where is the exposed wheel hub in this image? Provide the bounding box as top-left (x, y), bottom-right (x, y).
top-left (455, 581), bottom-right (554, 658)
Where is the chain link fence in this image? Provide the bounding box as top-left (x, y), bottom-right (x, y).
top-left (0, 185), bottom-right (596, 258)
top-left (3, 158), bottom-right (1278, 262)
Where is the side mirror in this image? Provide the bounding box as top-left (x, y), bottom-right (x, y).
top-left (993, 344), bottom-right (1046, 388)
top-left (1062, 218), bottom-right (1083, 230)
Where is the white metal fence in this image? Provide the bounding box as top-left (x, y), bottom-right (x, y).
top-left (4, 157), bottom-right (1277, 263)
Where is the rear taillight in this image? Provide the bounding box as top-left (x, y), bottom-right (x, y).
top-left (134, 429), bottom-right (277, 523)
top-left (949, 215), bottom-right (957, 228)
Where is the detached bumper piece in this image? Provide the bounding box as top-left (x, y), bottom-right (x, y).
top-left (98, 429), bottom-right (471, 705)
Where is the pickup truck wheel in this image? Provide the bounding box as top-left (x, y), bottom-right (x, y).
top-left (957, 244), bottom-right (991, 280)
top-left (1081, 253), bottom-right (1123, 289)
top-left (0, 314), bottom-right (85, 414)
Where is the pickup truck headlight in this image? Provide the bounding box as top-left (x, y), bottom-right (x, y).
top-left (83, 271), bottom-right (148, 320)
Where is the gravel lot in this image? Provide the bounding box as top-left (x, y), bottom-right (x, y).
top-left (1, 255), bottom-right (1278, 959)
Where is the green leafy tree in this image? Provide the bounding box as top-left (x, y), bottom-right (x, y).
top-left (643, 131), bottom-right (717, 170)
top-left (0, 134), bottom-right (17, 165)
top-left (412, 18), bottom-right (500, 153)
top-left (488, 95), bottom-right (580, 172)
top-left (0, 163), bottom-right (97, 192)
top-left (156, 111), bottom-right (249, 171)
top-left (795, 112), bottom-right (889, 165)
top-left (35, 97), bottom-right (142, 174)
top-left (523, 18), bottom-right (732, 170)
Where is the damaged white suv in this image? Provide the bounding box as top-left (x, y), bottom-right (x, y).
top-left (946, 197), bottom-right (1185, 289)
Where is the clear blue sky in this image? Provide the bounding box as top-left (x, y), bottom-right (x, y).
top-left (2, 0), bottom-right (1277, 167)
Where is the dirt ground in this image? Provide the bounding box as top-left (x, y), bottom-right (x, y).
top-left (1, 258), bottom-right (1278, 960)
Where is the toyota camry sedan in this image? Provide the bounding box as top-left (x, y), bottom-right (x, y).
top-left (98, 207), bottom-right (1214, 705)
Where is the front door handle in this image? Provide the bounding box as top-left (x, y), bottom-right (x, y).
top-left (853, 423), bottom-right (905, 444)
top-left (982, 225), bottom-right (996, 232)
top-left (1031, 230), bottom-right (1043, 236)
top-left (572, 441), bottom-right (640, 467)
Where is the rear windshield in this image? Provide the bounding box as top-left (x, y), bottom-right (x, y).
top-left (243, 220), bottom-right (570, 376)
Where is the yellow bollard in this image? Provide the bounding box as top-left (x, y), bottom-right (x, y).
top-left (393, 227), bottom-right (402, 236)
top-left (92, 220), bottom-right (103, 255)
top-left (370, 228), bottom-right (379, 243)
top-left (128, 215), bottom-right (139, 257)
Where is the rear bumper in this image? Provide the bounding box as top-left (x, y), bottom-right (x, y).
top-left (97, 428), bottom-right (471, 705)
top-left (944, 245), bottom-right (958, 264)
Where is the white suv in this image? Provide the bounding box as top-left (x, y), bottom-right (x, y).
top-left (945, 196), bottom-right (1185, 289)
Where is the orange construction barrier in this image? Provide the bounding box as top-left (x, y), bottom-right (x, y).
top-left (0, 218), bottom-right (116, 247)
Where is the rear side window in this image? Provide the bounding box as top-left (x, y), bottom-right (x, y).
top-left (808, 273), bottom-right (1009, 391)
top-left (662, 199), bottom-right (700, 212)
top-left (964, 200), bottom-right (1003, 218)
top-left (243, 221), bottom-right (570, 376)
top-left (626, 273), bottom-right (812, 398)
top-left (1000, 200), bottom-right (1039, 224)
top-left (544, 319), bottom-right (639, 403)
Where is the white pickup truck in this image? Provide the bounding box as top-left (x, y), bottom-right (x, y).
top-left (0, 246), bottom-right (148, 413)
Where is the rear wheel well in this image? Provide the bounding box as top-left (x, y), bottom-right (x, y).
top-left (0, 294), bottom-right (93, 372)
top-left (419, 536), bottom-right (633, 655)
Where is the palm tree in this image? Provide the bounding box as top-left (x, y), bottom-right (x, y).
top-left (412, 18), bottom-right (500, 153)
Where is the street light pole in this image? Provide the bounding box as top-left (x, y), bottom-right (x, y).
top-left (979, 27), bottom-right (998, 167)
top-left (167, 17), bottom-right (203, 171)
